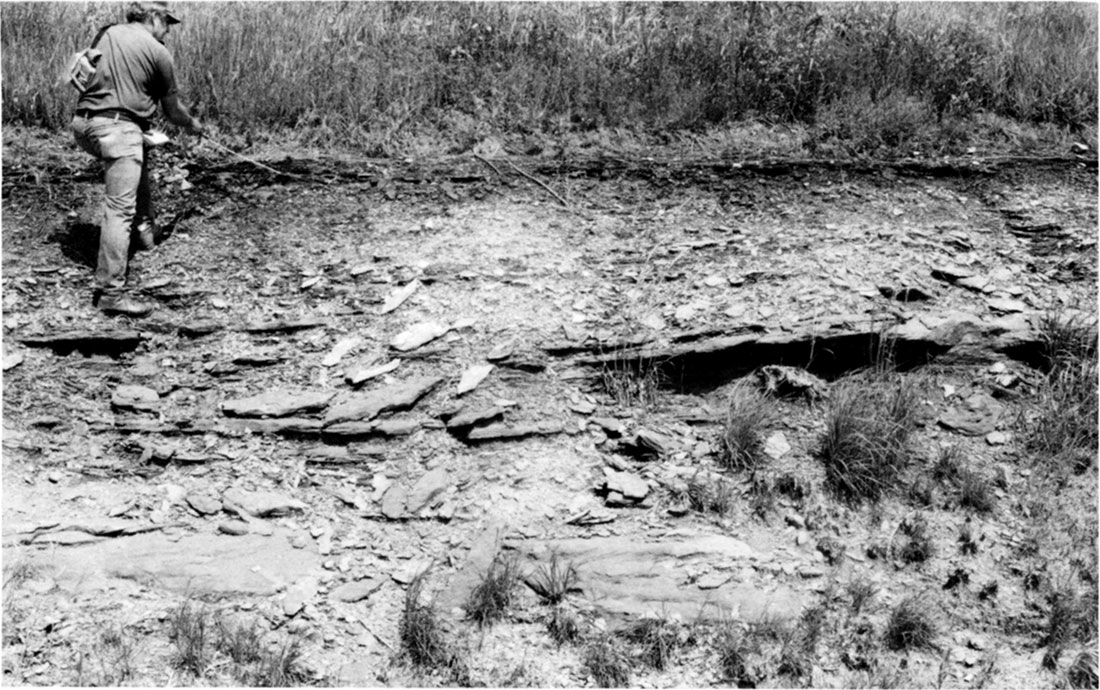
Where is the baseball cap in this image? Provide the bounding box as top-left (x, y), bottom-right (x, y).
top-left (136, 1), bottom-right (181, 24)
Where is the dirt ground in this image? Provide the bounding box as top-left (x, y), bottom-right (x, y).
top-left (1, 128), bottom-right (1097, 688)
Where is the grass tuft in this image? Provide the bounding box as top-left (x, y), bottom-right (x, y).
top-left (600, 351), bottom-right (664, 411)
top-left (527, 552), bottom-right (579, 605)
top-left (1066, 646), bottom-right (1099, 689)
top-left (714, 623), bottom-right (760, 687)
top-left (399, 568), bottom-right (451, 670)
top-left (546, 604), bottom-right (581, 646)
top-left (895, 513), bottom-right (935, 564)
top-left (169, 600), bottom-right (212, 678)
top-left (817, 373), bottom-right (919, 503)
top-left (884, 595), bottom-right (938, 651)
top-left (958, 467), bottom-right (997, 513)
top-left (848, 577), bottom-right (878, 615)
top-left (466, 551), bottom-right (521, 628)
top-left (717, 380), bottom-right (773, 473)
top-left (583, 633), bottom-right (631, 688)
top-left (620, 617), bottom-right (683, 670)
top-left (1025, 313), bottom-right (1098, 473)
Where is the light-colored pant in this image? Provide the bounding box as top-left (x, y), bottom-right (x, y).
top-left (70, 115), bottom-right (152, 294)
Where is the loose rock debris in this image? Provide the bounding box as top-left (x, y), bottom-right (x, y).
top-left (2, 147), bottom-right (1095, 687)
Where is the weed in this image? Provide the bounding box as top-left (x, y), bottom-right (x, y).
top-left (680, 471), bottom-right (736, 516)
top-left (884, 595), bottom-right (938, 651)
top-left (717, 380), bottom-right (772, 473)
top-left (75, 623), bottom-right (140, 686)
top-left (1043, 583), bottom-right (1097, 669)
top-left (527, 553), bottom-right (579, 605)
top-left (466, 551), bottom-right (521, 628)
top-left (1066, 646), bottom-right (1099, 689)
top-left (847, 660), bottom-right (909, 688)
top-left (907, 475), bottom-right (936, 507)
top-left (816, 536), bottom-right (846, 566)
top-left (169, 600), bottom-right (212, 678)
top-left (600, 351), bottom-right (663, 411)
top-left (817, 374), bottom-right (919, 503)
top-left (1025, 312), bottom-right (1099, 471)
top-left (748, 474), bottom-right (777, 520)
top-left (244, 638), bottom-right (310, 686)
top-left (848, 578), bottom-right (878, 615)
top-left (546, 604), bottom-right (581, 645)
top-left (583, 633), bottom-right (631, 688)
top-left (400, 569), bottom-right (451, 670)
top-left (216, 616), bottom-right (265, 667)
top-left (620, 617), bottom-right (682, 670)
top-left (774, 472), bottom-right (814, 503)
top-left (777, 606), bottom-right (826, 682)
top-left (959, 521), bottom-right (980, 555)
top-left (958, 468), bottom-right (997, 513)
top-left (932, 445), bottom-right (964, 485)
top-left (895, 513), bottom-right (936, 564)
top-left (714, 623), bottom-right (761, 687)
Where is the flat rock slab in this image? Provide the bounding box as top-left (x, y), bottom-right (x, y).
top-left (27, 530), bottom-right (321, 596)
top-left (19, 330), bottom-right (143, 356)
top-left (512, 535), bottom-right (801, 623)
top-left (406, 468), bottom-right (450, 513)
top-left (222, 390), bottom-right (334, 418)
top-left (466, 422), bottom-right (563, 442)
top-left (324, 376), bottom-right (442, 426)
top-left (111, 385), bottom-right (160, 412)
top-left (226, 418), bottom-right (323, 436)
top-left (330, 576), bottom-right (385, 603)
top-left (223, 488), bottom-right (308, 517)
top-left (240, 318), bottom-right (327, 333)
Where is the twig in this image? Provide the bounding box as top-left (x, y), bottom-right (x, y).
top-left (473, 154), bottom-right (503, 179)
top-left (502, 159), bottom-right (570, 208)
top-left (360, 620), bottom-right (395, 651)
top-left (202, 137), bottom-right (309, 181)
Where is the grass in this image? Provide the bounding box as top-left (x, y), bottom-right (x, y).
top-left (465, 551), bottom-right (521, 628)
top-left (669, 471), bottom-right (737, 516)
top-left (817, 371), bottom-right (920, 504)
top-left (526, 552), bottom-right (580, 606)
top-left (166, 601), bottom-right (312, 685)
top-left (958, 467), bottom-right (997, 513)
top-left (399, 569), bottom-right (451, 671)
top-left (546, 604), bottom-right (581, 646)
top-left (583, 633), bottom-right (631, 688)
top-left (894, 513), bottom-right (936, 564)
top-left (600, 351), bottom-right (664, 411)
top-left (714, 623), bottom-right (760, 688)
top-left (169, 600), bottom-right (212, 678)
top-left (884, 595), bottom-right (938, 651)
top-left (1043, 582), bottom-right (1099, 671)
top-left (620, 617), bottom-right (683, 670)
top-left (959, 521), bottom-right (980, 555)
top-left (74, 624), bottom-right (139, 686)
top-left (716, 380), bottom-right (772, 473)
top-left (2, 3), bottom-right (1095, 157)
top-left (848, 578), bottom-right (878, 615)
top-left (1066, 646), bottom-right (1099, 689)
top-left (1025, 313), bottom-right (1098, 474)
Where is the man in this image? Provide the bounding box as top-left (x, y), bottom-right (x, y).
top-left (71, 0), bottom-right (203, 317)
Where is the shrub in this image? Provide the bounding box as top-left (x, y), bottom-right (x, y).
top-left (848, 577), bottom-right (878, 615)
top-left (466, 551), bottom-right (521, 628)
top-left (884, 595), bottom-right (938, 651)
top-left (817, 374), bottom-right (919, 503)
top-left (717, 380), bottom-right (773, 473)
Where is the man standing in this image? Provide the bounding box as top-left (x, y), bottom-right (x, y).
top-left (71, 0), bottom-right (202, 317)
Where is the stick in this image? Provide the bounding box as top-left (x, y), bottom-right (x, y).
top-left (502, 159), bottom-right (570, 208)
top-left (473, 153), bottom-right (503, 179)
top-left (203, 137), bottom-right (309, 181)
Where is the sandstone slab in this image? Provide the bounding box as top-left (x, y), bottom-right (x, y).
top-left (510, 535), bottom-right (800, 623)
top-left (223, 488), bottom-right (308, 517)
top-left (222, 390), bottom-right (334, 418)
top-left (324, 376), bottom-right (442, 426)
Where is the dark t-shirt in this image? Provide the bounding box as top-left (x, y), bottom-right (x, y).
top-left (76, 23), bottom-right (179, 122)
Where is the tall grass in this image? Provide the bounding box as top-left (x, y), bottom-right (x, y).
top-left (2, 2), bottom-right (1095, 154)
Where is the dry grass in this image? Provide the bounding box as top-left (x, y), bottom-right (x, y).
top-left (399, 569), bottom-right (451, 671)
top-left (716, 379), bottom-right (773, 473)
top-left (817, 373), bottom-right (920, 503)
top-left (1, 3), bottom-right (1094, 155)
top-left (583, 633), bottom-right (631, 688)
top-left (884, 595), bottom-right (938, 651)
top-left (466, 551), bottom-right (521, 628)
top-left (526, 553), bottom-right (580, 606)
top-left (1025, 313), bottom-right (1099, 473)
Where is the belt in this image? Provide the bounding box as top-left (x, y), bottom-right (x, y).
top-left (76, 109), bottom-right (148, 130)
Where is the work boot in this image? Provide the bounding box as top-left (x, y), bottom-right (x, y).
top-left (132, 221), bottom-right (157, 251)
top-left (97, 293), bottom-right (154, 318)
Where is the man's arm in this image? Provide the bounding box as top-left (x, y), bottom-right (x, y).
top-left (162, 93), bottom-right (203, 134)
